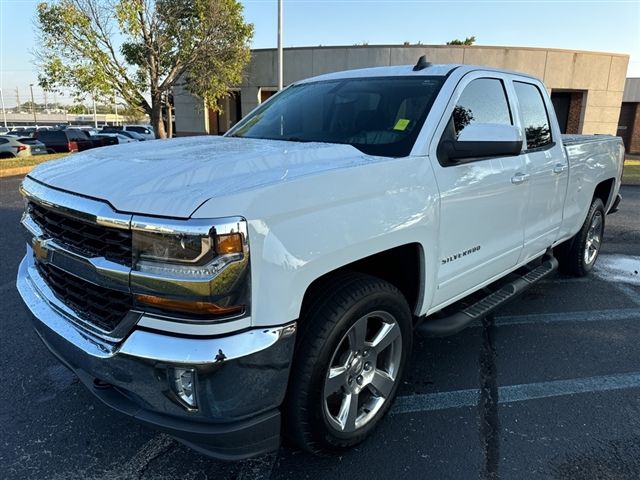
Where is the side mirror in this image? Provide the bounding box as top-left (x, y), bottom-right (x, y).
top-left (441, 123), bottom-right (523, 162)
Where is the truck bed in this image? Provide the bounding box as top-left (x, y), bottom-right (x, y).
top-left (561, 134), bottom-right (619, 146)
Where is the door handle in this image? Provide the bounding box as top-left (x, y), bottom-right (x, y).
top-left (553, 163), bottom-right (568, 174)
top-left (511, 172), bottom-right (530, 184)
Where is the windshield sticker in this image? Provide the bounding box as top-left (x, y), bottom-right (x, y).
top-left (393, 118), bottom-right (411, 131)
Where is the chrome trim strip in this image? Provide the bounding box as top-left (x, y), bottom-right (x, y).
top-left (120, 322), bottom-right (297, 364)
top-left (19, 252), bottom-right (295, 364)
top-left (131, 215), bottom-right (247, 236)
top-left (137, 313), bottom-right (253, 336)
top-left (21, 176), bottom-right (131, 230)
top-left (20, 226), bottom-right (130, 292)
top-left (20, 250), bottom-right (141, 342)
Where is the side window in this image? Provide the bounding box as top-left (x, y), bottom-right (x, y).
top-left (514, 81), bottom-right (552, 150)
top-left (0, 138), bottom-right (8, 144)
top-left (453, 78), bottom-right (512, 137)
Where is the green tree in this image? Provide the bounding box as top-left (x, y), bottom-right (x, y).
top-left (446, 36), bottom-right (476, 46)
top-left (36, 0), bottom-right (253, 138)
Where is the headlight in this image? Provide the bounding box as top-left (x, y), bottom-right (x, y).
top-left (132, 217), bottom-right (247, 278)
top-left (130, 216), bottom-right (250, 319)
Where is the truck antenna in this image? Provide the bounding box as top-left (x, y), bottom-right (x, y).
top-left (413, 55), bottom-right (431, 71)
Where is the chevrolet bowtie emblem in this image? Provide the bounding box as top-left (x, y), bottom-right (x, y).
top-left (32, 238), bottom-right (49, 262)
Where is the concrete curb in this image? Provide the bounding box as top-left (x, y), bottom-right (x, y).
top-left (0, 166), bottom-right (33, 178)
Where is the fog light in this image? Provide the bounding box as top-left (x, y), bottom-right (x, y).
top-left (170, 367), bottom-right (197, 410)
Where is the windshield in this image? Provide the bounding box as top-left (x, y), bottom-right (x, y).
top-left (227, 76), bottom-right (444, 157)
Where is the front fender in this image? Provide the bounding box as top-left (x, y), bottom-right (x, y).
top-left (193, 155), bottom-right (441, 327)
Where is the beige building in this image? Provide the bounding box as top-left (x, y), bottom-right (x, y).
top-left (617, 77), bottom-right (640, 154)
top-left (174, 44), bottom-right (629, 137)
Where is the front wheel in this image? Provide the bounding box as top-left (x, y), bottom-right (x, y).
top-left (556, 197), bottom-right (605, 277)
top-left (285, 273), bottom-right (412, 453)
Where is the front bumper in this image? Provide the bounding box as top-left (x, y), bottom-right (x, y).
top-left (16, 253), bottom-right (296, 460)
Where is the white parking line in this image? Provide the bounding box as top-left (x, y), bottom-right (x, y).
top-left (615, 284), bottom-right (640, 307)
top-left (494, 308), bottom-right (640, 327)
top-left (392, 371), bottom-right (640, 415)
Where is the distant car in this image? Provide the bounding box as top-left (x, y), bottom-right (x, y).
top-left (123, 125), bottom-right (156, 140)
top-left (101, 127), bottom-right (146, 141)
top-left (0, 127), bottom-right (9, 134)
top-left (8, 129), bottom-right (28, 137)
top-left (34, 129), bottom-right (94, 153)
top-left (0, 136), bottom-right (47, 158)
top-left (95, 133), bottom-right (138, 144)
top-left (102, 125), bottom-right (156, 140)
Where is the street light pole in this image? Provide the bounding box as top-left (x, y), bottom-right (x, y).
top-left (0, 88), bottom-right (7, 128)
top-left (92, 91), bottom-right (98, 128)
top-left (113, 91), bottom-right (119, 126)
top-left (277, 0), bottom-right (283, 91)
top-left (29, 83), bottom-right (37, 125)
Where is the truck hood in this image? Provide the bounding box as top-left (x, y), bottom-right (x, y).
top-left (28, 136), bottom-right (378, 218)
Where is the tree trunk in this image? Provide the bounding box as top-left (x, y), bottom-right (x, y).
top-left (150, 93), bottom-right (166, 139)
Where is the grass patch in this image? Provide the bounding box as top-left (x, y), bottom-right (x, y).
top-left (623, 159), bottom-right (640, 186)
top-left (0, 153), bottom-right (69, 172)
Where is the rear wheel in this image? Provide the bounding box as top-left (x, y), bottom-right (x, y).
top-left (285, 273), bottom-right (412, 453)
top-left (556, 198), bottom-right (605, 277)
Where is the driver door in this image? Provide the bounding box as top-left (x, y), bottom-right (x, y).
top-left (429, 73), bottom-right (528, 308)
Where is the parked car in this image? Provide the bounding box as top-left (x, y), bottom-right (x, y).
top-left (17, 60), bottom-right (624, 460)
top-left (0, 136), bottom-right (47, 158)
top-left (101, 127), bottom-right (147, 141)
top-left (123, 124), bottom-right (156, 140)
top-left (34, 128), bottom-right (94, 153)
top-left (90, 134), bottom-right (119, 147)
top-left (0, 126), bottom-right (9, 134)
top-left (95, 133), bottom-right (139, 144)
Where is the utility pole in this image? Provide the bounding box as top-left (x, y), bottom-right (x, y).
top-left (113, 91), bottom-right (119, 126)
top-left (43, 90), bottom-right (48, 112)
top-left (15, 87), bottom-right (21, 112)
top-left (0, 88), bottom-right (7, 128)
top-left (166, 90), bottom-right (173, 138)
top-left (29, 84), bottom-right (37, 125)
top-left (277, 0), bottom-right (283, 91)
top-left (92, 91), bottom-right (98, 128)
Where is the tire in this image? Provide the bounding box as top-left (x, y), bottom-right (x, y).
top-left (556, 198), bottom-right (605, 277)
top-left (284, 272), bottom-right (413, 453)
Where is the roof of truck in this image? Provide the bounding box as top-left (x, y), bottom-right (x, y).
top-left (297, 63), bottom-right (541, 84)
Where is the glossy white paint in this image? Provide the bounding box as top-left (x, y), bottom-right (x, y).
top-left (27, 64), bottom-right (624, 331)
top-left (28, 136), bottom-right (385, 218)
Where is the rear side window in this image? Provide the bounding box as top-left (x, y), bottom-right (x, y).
top-left (0, 138), bottom-right (8, 144)
top-left (453, 78), bottom-right (512, 137)
top-left (37, 131), bottom-right (64, 142)
top-left (514, 81), bottom-right (552, 150)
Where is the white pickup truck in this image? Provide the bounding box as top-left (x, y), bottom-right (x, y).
top-left (17, 58), bottom-right (624, 460)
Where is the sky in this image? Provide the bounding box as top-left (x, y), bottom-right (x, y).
top-left (1, 0), bottom-right (639, 107)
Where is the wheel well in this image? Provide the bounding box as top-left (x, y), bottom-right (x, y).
top-left (0, 152), bottom-right (15, 159)
top-left (593, 178), bottom-right (615, 209)
top-left (300, 243), bottom-right (423, 319)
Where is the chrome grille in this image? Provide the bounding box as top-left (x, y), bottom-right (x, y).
top-left (36, 262), bottom-right (132, 332)
top-left (29, 201), bottom-right (132, 266)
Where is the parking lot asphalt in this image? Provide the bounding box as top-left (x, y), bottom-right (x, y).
top-left (1, 174), bottom-right (639, 480)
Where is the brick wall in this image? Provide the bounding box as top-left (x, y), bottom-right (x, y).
top-left (630, 103), bottom-right (640, 155)
top-left (566, 92), bottom-right (583, 134)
